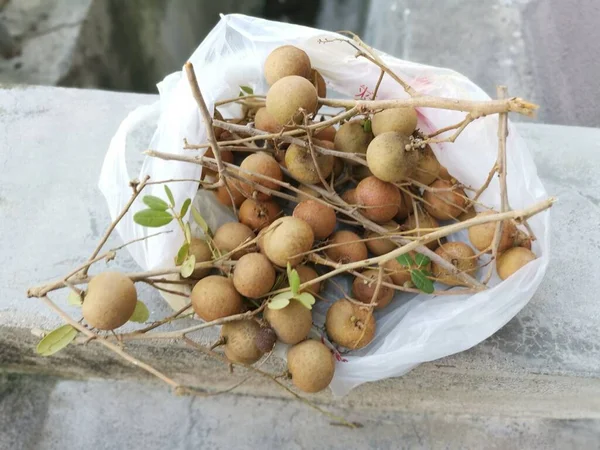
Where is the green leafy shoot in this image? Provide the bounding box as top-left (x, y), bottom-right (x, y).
top-left (142, 195), bottom-right (169, 211)
top-left (268, 263), bottom-right (316, 310)
top-left (184, 222), bottom-right (192, 245)
top-left (130, 301), bottom-right (150, 323)
top-left (191, 206), bottom-right (211, 237)
top-left (415, 253), bottom-right (431, 268)
top-left (175, 242), bottom-right (190, 266)
top-left (36, 324), bottom-right (78, 356)
top-left (180, 198), bottom-right (191, 218)
top-left (287, 262), bottom-right (301, 295)
top-left (133, 209), bottom-right (173, 227)
top-left (67, 290), bottom-right (82, 306)
top-left (363, 118), bottom-right (372, 133)
top-left (396, 253), bottom-right (414, 267)
top-left (164, 185), bottom-right (175, 207)
top-left (239, 85), bottom-right (254, 96)
top-left (268, 291), bottom-right (294, 310)
top-left (410, 269), bottom-right (434, 294)
top-left (294, 292), bottom-right (316, 309)
top-left (180, 254), bottom-right (196, 278)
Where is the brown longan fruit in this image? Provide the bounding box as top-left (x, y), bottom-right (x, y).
top-left (326, 299), bottom-right (376, 349)
top-left (356, 176), bottom-right (401, 223)
top-left (293, 264), bottom-right (322, 297)
top-left (497, 247), bottom-right (536, 280)
top-left (213, 222), bottom-right (256, 260)
top-left (341, 188), bottom-right (357, 205)
top-left (331, 158), bottom-right (344, 179)
top-left (296, 184), bottom-right (321, 202)
top-left (285, 143), bottom-right (334, 184)
top-left (366, 131), bottom-right (421, 182)
top-left (457, 206), bottom-right (477, 222)
top-left (82, 271), bottom-right (137, 330)
top-left (334, 120), bottom-right (373, 165)
top-left (310, 69), bottom-right (326, 98)
top-left (287, 340), bottom-right (335, 393)
top-left (254, 107), bottom-right (283, 134)
top-left (395, 191), bottom-right (412, 221)
top-left (201, 149), bottom-right (233, 179)
top-left (438, 166), bottom-right (453, 181)
top-left (189, 238), bottom-right (212, 279)
top-left (238, 198), bottom-right (282, 231)
top-left (412, 146), bottom-right (441, 185)
top-left (423, 180), bottom-right (467, 220)
top-left (293, 200), bottom-right (336, 240)
top-left (365, 221), bottom-right (400, 256)
top-left (352, 269), bottom-right (394, 309)
top-left (264, 299), bottom-right (313, 345)
top-left (325, 231), bottom-right (368, 264)
top-left (221, 319), bottom-right (264, 364)
top-left (233, 253), bottom-right (275, 298)
top-left (191, 275), bottom-right (242, 321)
top-left (403, 210), bottom-right (441, 250)
top-left (263, 217), bottom-right (315, 267)
top-left (468, 211), bottom-right (517, 253)
top-left (213, 109), bottom-right (225, 140)
top-left (371, 107), bottom-right (418, 136)
top-left (266, 76), bottom-right (318, 125)
top-left (264, 45), bottom-right (311, 85)
top-left (215, 179), bottom-right (246, 208)
top-left (383, 250), bottom-right (432, 286)
top-left (238, 152), bottom-right (283, 201)
top-left (314, 125), bottom-right (336, 142)
top-left (432, 242), bottom-right (478, 286)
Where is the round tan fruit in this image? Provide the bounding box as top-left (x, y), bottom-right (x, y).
top-left (497, 247), bottom-right (536, 280)
top-left (356, 176), bottom-right (401, 223)
top-left (403, 210), bottom-right (441, 250)
top-left (334, 120), bottom-right (373, 165)
top-left (468, 211), bottom-right (517, 253)
top-left (341, 188), bottom-right (357, 205)
top-left (293, 265), bottom-right (321, 297)
top-left (423, 180), bottom-right (467, 220)
top-left (310, 69), bottom-right (326, 98)
top-left (325, 231), bottom-right (368, 263)
top-left (266, 76), bottom-right (318, 125)
top-left (383, 250), bottom-right (432, 286)
top-left (221, 320), bottom-right (264, 364)
top-left (238, 198), bottom-right (281, 231)
top-left (432, 242), bottom-right (478, 286)
top-left (288, 340), bottom-right (334, 393)
top-left (293, 200), bottom-right (336, 240)
top-left (264, 45), bottom-right (311, 85)
top-left (263, 217), bottom-right (314, 267)
top-left (213, 222), bottom-right (256, 260)
top-left (438, 166), bottom-right (452, 181)
top-left (371, 107), bottom-right (418, 136)
top-left (189, 238), bottom-right (212, 279)
top-left (264, 299), bottom-right (312, 345)
top-left (213, 109), bottom-right (225, 140)
top-left (352, 269), bottom-right (394, 309)
top-left (326, 299), bottom-right (376, 349)
top-left (314, 125), bottom-right (336, 142)
top-left (395, 191), bottom-right (412, 221)
top-left (412, 146), bottom-right (441, 185)
top-left (201, 149), bottom-right (233, 179)
top-left (366, 131), bottom-right (421, 182)
top-left (215, 179), bottom-right (246, 208)
top-left (238, 152), bottom-right (283, 201)
top-left (254, 107), bottom-right (283, 134)
top-left (365, 221), bottom-right (400, 256)
top-left (285, 143), bottom-right (334, 184)
top-left (82, 271), bottom-right (137, 330)
top-left (233, 253), bottom-right (275, 298)
top-left (191, 275), bottom-right (242, 321)
top-left (297, 184), bottom-right (321, 202)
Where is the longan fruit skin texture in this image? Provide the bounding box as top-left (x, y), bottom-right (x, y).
top-left (296, 184), bottom-right (321, 202)
top-left (191, 275), bottom-right (242, 322)
top-left (293, 264), bottom-right (321, 296)
top-left (212, 222), bottom-right (255, 260)
top-left (352, 269), bottom-right (394, 309)
top-left (365, 221), bottom-right (400, 256)
top-left (423, 179), bottom-right (467, 220)
top-left (215, 179), bottom-right (246, 208)
top-left (82, 271), bottom-right (137, 330)
top-left (356, 176), bottom-right (401, 223)
top-left (238, 198), bottom-right (281, 232)
top-left (314, 125), bottom-right (336, 142)
top-left (366, 131), bottom-right (420, 183)
top-left (238, 152), bottom-right (283, 201)
top-left (264, 300), bottom-right (313, 345)
top-left (310, 69), bottom-right (327, 98)
top-left (383, 250), bottom-right (432, 286)
top-left (326, 299), bottom-right (376, 350)
top-left (341, 188), bottom-right (357, 206)
top-left (254, 107), bottom-right (283, 134)
top-left (263, 217), bottom-right (315, 267)
top-left (266, 76), bottom-right (318, 125)
top-left (201, 149), bottom-right (233, 179)
top-left (395, 191), bottom-right (412, 221)
top-left (264, 45), bottom-right (311, 85)
top-left (497, 247), bottom-right (537, 280)
top-left (287, 340), bottom-right (335, 393)
top-left (293, 200), bottom-right (336, 240)
top-left (432, 242), bottom-right (478, 287)
top-left (334, 121), bottom-right (373, 165)
top-left (325, 230), bottom-right (368, 264)
top-left (221, 320), bottom-right (264, 364)
top-left (285, 143), bottom-right (334, 184)
top-left (189, 238), bottom-right (212, 279)
top-left (468, 211), bottom-right (517, 253)
top-left (233, 253), bottom-right (276, 298)
top-left (412, 146), bottom-right (441, 185)
top-left (403, 211), bottom-right (441, 250)
top-left (371, 107), bottom-right (418, 137)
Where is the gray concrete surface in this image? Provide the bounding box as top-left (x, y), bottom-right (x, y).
top-left (2, 86), bottom-right (600, 447)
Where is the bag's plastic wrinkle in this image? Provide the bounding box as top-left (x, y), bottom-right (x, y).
top-left (99, 14), bottom-right (549, 397)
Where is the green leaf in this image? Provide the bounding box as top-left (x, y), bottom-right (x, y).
top-left (142, 195), bottom-right (169, 211)
top-left (240, 85), bottom-right (254, 95)
top-left (67, 290), bottom-right (82, 306)
top-left (36, 325), bottom-right (78, 356)
top-left (294, 292), bottom-right (316, 310)
top-left (191, 206), bottom-right (210, 236)
top-left (180, 254), bottom-right (196, 278)
top-left (421, 269), bottom-right (432, 277)
top-left (396, 253), bottom-right (414, 267)
top-left (175, 242), bottom-right (190, 266)
top-left (130, 301), bottom-right (150, 323)
top-left (415, 253), bottom-right (431, 268)
top-left (164, 185), bottom-right (175, 207)
top-left (268, 291), bottom-right (294, 310)
top-left (180, 198), bottom-right (192, 218)
top-left (411, 269), bottom-right (434, 294)
top-left (363, 119), bottom-right (372, 133)
top-left (133, 209), bottom-right (173, 227)
top-left (289, 269), bottom-right (301, 296)
top-left (184, 223), bottom-right (192, 244)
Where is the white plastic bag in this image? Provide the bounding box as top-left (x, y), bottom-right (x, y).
top-left (99, 14), bottom-right (549, 396)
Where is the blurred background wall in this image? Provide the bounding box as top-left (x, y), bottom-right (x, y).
top-left (0, 0), bottom-right (598, 127)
